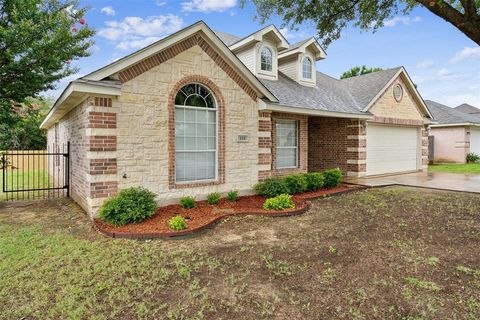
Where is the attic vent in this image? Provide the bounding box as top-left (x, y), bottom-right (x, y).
top-left (393, 84), bottom-right (403, 102)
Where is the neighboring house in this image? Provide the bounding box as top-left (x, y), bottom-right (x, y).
top-left (426, 100), bottom-right (480, 163)
top-left (40, 21), bottom-right (433, 215)
top-left (455, 103), bottom-right (480, 116)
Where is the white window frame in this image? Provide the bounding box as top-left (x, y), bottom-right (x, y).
top-left (260, 46), bottom-right (273, 72)
top-left (275, 119), bottom-right (299, 169)
top-left (302, 57), bottom-right (312, 79)
top-left (174, 83), bottom-right (218, 184)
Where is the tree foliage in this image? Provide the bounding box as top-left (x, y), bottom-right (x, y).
top-left (244, 0), bottom-right (480, 47)
top-left (340, 65), bottom-right (383, 79)
top-left (0, 0), bottom-right (95, 149)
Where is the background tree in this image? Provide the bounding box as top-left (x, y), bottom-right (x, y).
top-left (244, 0), bottom-right (480, 46)
top-left (340, 65), bottom-right (383, 79)
top-left (0, 0), bottom-right (94, 149)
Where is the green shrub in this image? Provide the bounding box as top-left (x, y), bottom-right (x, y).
top-left (99, 187), bottom-right (157, 226)
top-left (254, 178), bottom-right (290, 198)
top-left (263, 194), bottom-right (295, 211)
top-left (323, 168), bottom-right (343, 188)
top-left (169, 215), bottom-right (187, 231)
top-left (207, 192), bottom-right (221, 205)
top-left (303, 172), bottom-right (325, 191)
top-left (226, 190), bottom-right (239, 202)
top-left (466, 152), bottom-right (480, 163)
top-left (283, 174), bottom-right (308, 194)
top-left (179, 196), bottom-right (196, 209)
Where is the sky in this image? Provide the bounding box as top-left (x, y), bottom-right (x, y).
top-left (48, 0), bottom-right (480, 108)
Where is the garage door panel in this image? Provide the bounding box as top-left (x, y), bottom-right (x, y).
top-left (367, 125), bottom-right (419, 176)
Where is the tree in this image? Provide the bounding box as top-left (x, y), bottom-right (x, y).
top-left (245, 0), bottom-right (480, 46)
top-left (340, 65), bottom-right (383, 79)
top-left (0, 0), bottom-right (94, 146)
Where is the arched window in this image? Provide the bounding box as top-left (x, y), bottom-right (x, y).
top-left (302, 57), bottom-right (312, 79)
top-left (260, 47), bottom-right (273, 72)
top-left (174, 83), bottom-right (217, 183)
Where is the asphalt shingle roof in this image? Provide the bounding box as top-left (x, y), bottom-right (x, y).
top-left (340, 67), bottom-right (402, 110)
top-left (455, 103), bottom-right (480, 115)
top-left (425, 100), bottom-right (480, 124)
top-left (213, 31), bottom-right (242, 46)
top-left (260, 71), bottom-right (366, 115)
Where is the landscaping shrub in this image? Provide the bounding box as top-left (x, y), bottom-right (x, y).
top-left (169, 215), bottom-right (187, 231)
top-left (323, 168), bottom-right (343, 188)
top-left (303, 172), bottom-right (325, 191)
top-left (466, 152), bottom-right (480, 163)
top-left (263, 194), bottom-right (295, 210)
top-left (254, 178), bottom-right (290, 198)
top-left (98, 187), bottom-right (157, 226)
top-left (226, 190), bottom-right (239, 202)
top-left (207, 192), bottom-right (221, 205)
top-left (283, 174), bottom-right (308, 194)
top-left (179, 196), bottom-right (196, 209)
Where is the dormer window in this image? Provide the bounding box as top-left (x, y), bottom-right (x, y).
top-left (302, 57), bottom-right (312, 79)
top-left (260, 47), bottom-right (273, 72)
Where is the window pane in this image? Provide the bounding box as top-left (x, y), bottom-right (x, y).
top-left (303, 58), bottom-right (312, 79)
top-left (185, 137), bottom-right (196, 150)
top-left (276, 120), bottom-right (298, 168)
top-left (197, 123), bottom-right (207, 136)
top-left (185, 109), bottom-right (196, 122)
top-left (185, 123), bottom-right (195, 136)
top-left (197, 109), bottom-right (207, 123)
top-left (196, 136), bottom-right (208, 150)
top-left (260, 47), bottom-right (272, 71)
top-left (175, 108), bottom-right (184, 121)
top-left (276, 148), bottom-right (297, 168)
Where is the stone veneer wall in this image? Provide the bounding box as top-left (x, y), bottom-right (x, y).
top-left (115, 44), bottom-right (260, 205)
top-left (308, 117), bottom-right (367, 177)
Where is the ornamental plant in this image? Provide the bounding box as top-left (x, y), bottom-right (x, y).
top-left (179, 196), bottom-right (196, 209)
top-left (169, 215), bottom-right (187, 231)
top-left (283, 174), bottom-right (308, 194)
top-left (263, 194), bottom-right (295, 211)
top-left (303, 172), bottom-right (325, 191)
top-left (254, 178), bottom-right (290, 198)
top-left (207, 192), bottom-right (221, 205)
top-left (226, 190), bottom-right (239, 202)
top-left (323, 168), bottom-right (342, 188)
top-left (98, 187), bottom-right (157, 226)
top-left (466, 152), bottom-right (480, 163)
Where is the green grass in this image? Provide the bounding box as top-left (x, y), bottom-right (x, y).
top-left (0, 169), bottom-right (50, 201)
top-left (428, 163), bottom-right (480, 174)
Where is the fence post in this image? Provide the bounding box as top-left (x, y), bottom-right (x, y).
top-left (65, 142), bottom-right (70, 197)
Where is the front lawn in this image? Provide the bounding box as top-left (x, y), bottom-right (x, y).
top-left (428, 163), bottom-right (480, 174)
top-left (0, 187), bottom-right (479, 319)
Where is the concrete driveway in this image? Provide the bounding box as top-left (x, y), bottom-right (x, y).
top-left (347, 171), bottom-right (480, 193)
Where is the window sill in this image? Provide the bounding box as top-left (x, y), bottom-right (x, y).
top-left (170, 179), bottom-right (222, 189)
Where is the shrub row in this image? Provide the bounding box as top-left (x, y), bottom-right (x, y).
top-left (254, 168), bottom-right (342, 198)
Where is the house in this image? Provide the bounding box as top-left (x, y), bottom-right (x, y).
top-left (426, 100), bottom-right (480, 163)
top-left (455, 103), bottom-right (480, 116)
top-left (40, 21), bottom-right (433, 216)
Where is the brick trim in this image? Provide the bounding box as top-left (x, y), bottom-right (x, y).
top-left (370, 116), bottom-right (424, 126)
top-left (88, 135), bottom-right (117, 151)
top-left (168, 75), bottom-right (226, 189)
top-left (88, 112), bottom-right (116, 129)
top-left (118, 33), bottom-right (258, 101)
top-left (90, 181), bottom-right (117, 198)
top-left (94, 97), bottom-right (112, 107)
top-left (89, 158), bottom-right (117, 175)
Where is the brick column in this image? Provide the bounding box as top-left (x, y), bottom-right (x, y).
top-left (85, 96), bottom-right (118, 215)
top-left (346, 120), bottom-right (367, 177)
top-left (421, 125), bottom-right (429, 170)
top-left (257, 111), bottom-right (273, 181)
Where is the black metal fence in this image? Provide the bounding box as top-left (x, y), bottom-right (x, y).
top-left (1, 143), bottom-right (70, 200)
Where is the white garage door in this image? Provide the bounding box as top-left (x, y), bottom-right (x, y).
top-left (470, 128), bottom-right (480, 155)
top-left (366, 125), bottom-right (419, 176)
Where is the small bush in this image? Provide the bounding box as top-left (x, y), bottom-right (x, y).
top-left (179, 196), bottom-right (196, 209)
top-left (99, 187), bottom-right (157, 226)
top-left (263, 194), bottom-right (295, 211)
top-left (303, 172), bottom-right (325, 191)
top-left (207, 192), bottom-right (221, 205)
top-left (323, 168), bottom-right (343, 188)
top-left (466, 152), bottom-right (480, 163)
top-left (254, 178), bottom-right (290, 198)
top-left (226, 190), bottom-right (239, 202)
top-left (283, 174), bottom-right (308, 194)
top-left (169, 215), bottom-right (187, 231)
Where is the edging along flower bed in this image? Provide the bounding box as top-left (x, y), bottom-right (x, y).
top-left (94, 183), bottom-right (366, 239)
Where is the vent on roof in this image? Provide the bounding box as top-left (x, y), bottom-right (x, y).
top-left (393, 84), bottom-right (403, 102)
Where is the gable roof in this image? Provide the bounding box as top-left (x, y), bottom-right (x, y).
top-left (455, 103), bottom-right (480, 115)
top-left (214, 31), bottom-right (242, 46)
top-left (426, 100), bottom-right (480, 125)
top-left (340, 67), bottom-right (433, 118)
top-left (278, 37), bottom-right (326, 60)
top-left (228, 25), bottom-right (289, 51)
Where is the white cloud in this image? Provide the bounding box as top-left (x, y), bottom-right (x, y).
top-left (280, 28), bottom-right (296, 40)
top-left (98, 14), bottom-right (184, 51)
top-left (415, 59), bottom-right (434, 69)
top-left (450, 46), bottom-right (480, 63)
top-left (101, 6), bottom-right (115, 16)
top-left (156, 1), bottom-right (167, 6)
top-left (181, 0), bottom-right (236, 12)
top-left (384, 16), bottom-right (421, 27)
top-left (437, 68), bottom-right (452, 77)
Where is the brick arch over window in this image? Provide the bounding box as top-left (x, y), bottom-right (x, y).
top-left (168, 75), bottom-right (225, 189)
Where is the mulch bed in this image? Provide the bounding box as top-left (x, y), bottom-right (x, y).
top-left (94, 183), bottom-right (366, 239)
